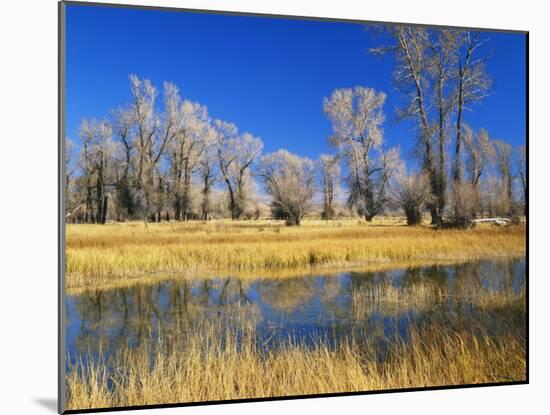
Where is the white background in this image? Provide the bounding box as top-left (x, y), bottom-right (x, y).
top-left (0, 0), bottom-right (545, 414)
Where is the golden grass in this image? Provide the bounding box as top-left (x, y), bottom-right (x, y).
top-left (66, 220), bottom-right (526, 289)
top-left (66, 318), bottom-right (526, 410)
top-left (65, 259), bottom-right (479, 296)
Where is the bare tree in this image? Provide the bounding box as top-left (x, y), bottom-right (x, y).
top-left (517, 145), bottom-right (527, 215)
top-left (318, 154), bottom-right (340, 220)
top-left (462, 126), bottom-right (495, 217)
top-left (371, 27), bottom-right (441, 223)
top-left (452, 32), bottom-right (491, 184)
top-left (214, 120), bottom-right (238, 219)
top-left (128, 75), bottom-right (158, 214)
top-left (393, 172), bottom-right (433, 225)
top-left (449, 182), bottom-right (478, 227)
top-left (125, 76), bottom-right (181, 220)
top-left (78, 121), bottom-right (95, 222)
top-left (65, 72), bottom-right (517, 227)
top-left (111, 106), bottom-right (137, 219)
top-left (215, 120), bottom-right (263, 219)
top-left (78, 119), bottom-right (116, 224)
top-left (198, 125), bottom-right (219, 220)
top-left (65, 138), bottom-right (76, 205)
top-left (372, 27), bottom-right (492, 224)
top-left (463, 126), bottom-right (494, 189)
top-left (260, 149), bottom-right (315, 226)
top-left (428, 30), bottom-right (458, 220)
top-left (169, 100), bottom-right (208, 220)
top-left (493, 140), bottom-right (513, 215)
top-left (323, 86), bottom-right (397, 221)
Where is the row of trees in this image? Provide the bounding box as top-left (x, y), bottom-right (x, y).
top-left (66, 28), bottom-right (526, 227)
top-left (320, 84), bottom-right (525, 226)
top-left (64, 76), bottom-right (403, 226)
top-left (67, 75), bottom-right (265, 223)
top-left (368, 27), bottom-right (491, 224)
top-left (366, 25), bottom-right (526, 225)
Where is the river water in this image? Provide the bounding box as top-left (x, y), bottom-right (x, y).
top-left (66, 258), bottom-right (526, 369)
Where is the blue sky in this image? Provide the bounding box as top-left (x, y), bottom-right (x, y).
top-left (66, 4), bottom-right (526, 162)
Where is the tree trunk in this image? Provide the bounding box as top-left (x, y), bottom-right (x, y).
top-left (228, 192), bottom-right (238, 220)
top-left (100, 195), bottom-right (108, 224)
top-left (405, 205), bottom-right (422, 225)
top-left (436, 68), bottom-right (447, 222)
top-left (430, 207), bottom-right (440, 225)
top-left (174, 199), bottom-right (181, 221)
top-left (285, 214), bottom-right (301, 226)
top-left (454, 82), bottom-right (464, 184)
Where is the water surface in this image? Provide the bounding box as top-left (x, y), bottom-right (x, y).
top-left (66, 258), bottom-right (526, 368)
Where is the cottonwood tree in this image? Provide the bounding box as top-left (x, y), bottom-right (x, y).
top-left (317, 154), bottom-right (340, 220)
top-left (214, 120), bottom-right (239, 218)
top-left (449, 182), bottom-right (478, 227)
top-left (198, 125), bottom-right (219, 220)
top-left (152, 81), bottom-right (186, 221)
top-left (111, 106), bottom-right (138, 218)
top-left (78, 119), bottom-right (117, 223)
top-left (127, 76), bottom-right (182, 220)
top-left (169, 100), bottom-right (209, 220)
top-left (128, 75), bottom-right (158, 215)
top-left (215, 120), bottom-right (263, 219)
top-left (463, 126), bottom-right (494, 188)
top-left (516, 145), bottom-right (527, 215)
top-left (230, 133), bottom-right (263, 219)
top-left (371, 27), bottom-right (441, 223)
top-left (479, 176), bottom-right (498, 217)
top-left (452, 32), bottom-right (491, 184)
top-left (372, 27), bottom-right (492, 224)
top-left (65, 138), bottom-right (76, 210)
top-left (393, 172), bottom-right (433, 225)
top-left (78, 122), bottom-right (95, 222)
top-left (66, 76), bottom-right (269, 223)
top-left (428, 29), bottom-right (459, 219)
top-left (260, 149), bottom-right (315, 226)
top-left (493, 140), bottom-right (513, 215)
top-left (323, 86), bottom-right (397, 221)
top-left (462, 126), bottom-right (494, 216)
top-left (109, 78), bottom-right (177, 221)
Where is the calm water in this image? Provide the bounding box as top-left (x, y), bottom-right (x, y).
top-left (65, 258), bottom-right (526, 368)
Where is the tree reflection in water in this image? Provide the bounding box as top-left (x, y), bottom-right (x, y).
top-left (66, 258), bottom-right (526, 369)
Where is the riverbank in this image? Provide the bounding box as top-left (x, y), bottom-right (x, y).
top-left (66, 219), bottom-right (526, 289)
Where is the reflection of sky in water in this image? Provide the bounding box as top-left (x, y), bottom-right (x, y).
top-left (65, 258), bottom-right (526, 370)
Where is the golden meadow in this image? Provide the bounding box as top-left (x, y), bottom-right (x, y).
top-left (66, 219), bottom-right (526, 290)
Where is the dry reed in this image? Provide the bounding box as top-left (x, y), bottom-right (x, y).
top-left (66, 220), bottom-right (526, 289)
top-left (66, 318), bottom-right (526, 410)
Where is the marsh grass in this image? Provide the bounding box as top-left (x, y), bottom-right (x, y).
top-left (66, 220), bottom-right (526, 289)
top-left (66, 259), bottom-right (479, 296)
top-left (66, 317), bottom-right (526, 410)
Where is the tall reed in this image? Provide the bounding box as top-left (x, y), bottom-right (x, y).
top-left (66, 318), bottom-right (526, 410)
